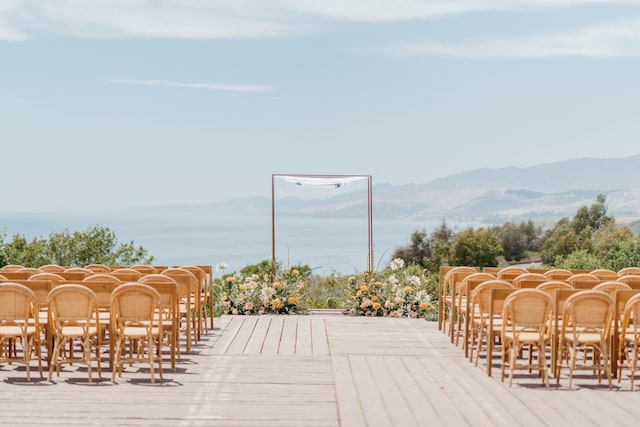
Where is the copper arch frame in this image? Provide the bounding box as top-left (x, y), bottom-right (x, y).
top-left (271, 174), bottom-right (374, 275)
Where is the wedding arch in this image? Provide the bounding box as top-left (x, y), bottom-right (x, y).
top-left (271, 174), bottom-right (373, 274)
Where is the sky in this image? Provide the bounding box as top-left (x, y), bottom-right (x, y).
top-left (2, 0), bottom-right (640, 213)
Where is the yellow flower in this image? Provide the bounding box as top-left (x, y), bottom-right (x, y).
top-left (221, 295), bottom-right (228, 301)
top-left (273, 281), bottom-right (282, 290)
top-left (419, 302), bottom-right (428, 311)
top-left (404, 286), bottom-right (413, 293)
top-left (226, 276), bottom-right (234, 282)
top-left (348, 276), bottom-right (355, 283)
top-left (360, 285), bottom-right (368, 292)
top-left (292, 269), bottom-right (300, 277)
top-left (374, 281), bottom-right (383, 287)
top-left (272, 298), bottom-right (284, 309)
top-left (239, 284), bottom-right (247, 291)
top-left (287, 296), bottom-right (299, 305)
top-left (372, 302), bottom-right (381, 311)
top-left (356, 290), bottom-right (363, 297)
top-left (371, 295), bottom-right (378, 302)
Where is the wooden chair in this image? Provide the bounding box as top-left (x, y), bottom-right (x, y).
top-left (512, 273), bottom-right (548, 289)
top-left (194, 265), bottom-right (214, 329)
top-left (566, 273), bottom-right (602, 289)
top-left (138, 274), bottom-right (179, 371)
top-left (84, 264), bottom-right (112, 274)
top-left (176, 265), bottom-right (209, 337)
top-left (109, 268), bottom-right (143, 283)
top-left (24, 278), bottom-right (57, 361)
top-left (455, 272), bottom-right (495, 349)
top-left (556, 290), bottom-right (614, 389)
top-left (0, 264), bottom-right (25, 272)
top-left (28, 272), bottom-right (67, 287)
top-left (590, 269), bottom-right (619, 281)
top-left (468, 280), bottom-right (514, 374)
top-left (537, 281), bottom-right (573, 294)
top-left (161, 268), bottom-right (198, 352)
top-left (443, 267), bottom-right (479, 341)
top-left (618, 267), bottom-right (640, 277)
top-left (617, 275), bottom-right (640, 289)
top-left (63, 267), bottom-right (94, 278)
top-left (496, 266), bottom-right (529, 282)
top-left (38, 264), bottom-right (66, 273)
top-left (0, 271), bottom-right (34, 280)
top-left (110, 283), bottom-right (163, 383)
top-left (543, 269), bottom-right (573, 281)
top-left (593, 281), bottom-right (631, 298)
top-left (81, 275), bottom-right (120, 360)
top-left (612, 289), bottom-right (640, 379)
top-left (501, 289), bottom-right (553, 388)
top-left (129, 265), bottom-right (159, 274)
top-left (47, 284), bottom-right (102, 383)
top-left (0, 282), bottom-right (42, 381)
top-left (16, 267), bottom-right (42, 276)
top-left (438, 266), bottom-right (477, 332)
top-left (617, 293), bottom-right (640, 389)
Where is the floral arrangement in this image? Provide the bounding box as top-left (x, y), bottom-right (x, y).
top-left (214, 263), bottom-right (305, 315)
top-left (346, 258), bottom-right (435, 318)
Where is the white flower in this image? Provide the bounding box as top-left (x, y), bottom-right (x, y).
top-left (408, 275), bottom-right (421, 287)
top-left (390, 258), bottom-right (405, 271)
top-left (215, 262), bottom-right (228, 273)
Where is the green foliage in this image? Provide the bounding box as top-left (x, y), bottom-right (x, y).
top-left (450, 227), bottom-right (503, 267)
top-left (391, 221), bottom-right (454, 272)
top-left (303, 272), bottom-right (352, 309)
top-left (553, 249), bottom-right (602, 270)
top-left (0, 225), bottom-right (153, 267)
top-left (239, 259), bottom-right (312, 278)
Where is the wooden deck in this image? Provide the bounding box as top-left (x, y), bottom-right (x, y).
top-left (2, 314), bottom-right (640, 426)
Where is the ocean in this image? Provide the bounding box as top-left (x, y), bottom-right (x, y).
top-left (0, 211), bottom-right (466, 276)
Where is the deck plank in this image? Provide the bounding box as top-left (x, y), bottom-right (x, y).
top-left (3, 315), bottom-right (640, 426)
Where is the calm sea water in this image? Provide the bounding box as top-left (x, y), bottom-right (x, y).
top-left (0, 211), bottom-right (470, 275)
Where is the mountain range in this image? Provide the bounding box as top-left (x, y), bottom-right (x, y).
top-left (139, 155), bottom-right (640, 226)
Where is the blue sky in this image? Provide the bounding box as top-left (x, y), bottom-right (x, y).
top-left (2, 0), bottom-right (640, 212)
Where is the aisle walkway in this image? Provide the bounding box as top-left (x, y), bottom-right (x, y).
top-left (1, 315), bottom-right (639, 426)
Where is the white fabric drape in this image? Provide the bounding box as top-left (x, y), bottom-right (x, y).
top-left (276, 175), bottom-right (369, 188)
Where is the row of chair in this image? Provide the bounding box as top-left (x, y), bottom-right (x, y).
top-left (0, 281), bottom-right (169, 383)
top-left (0, 263), bottom-right (214, 344)
top-left (440, 265), bottom-right (640, 389)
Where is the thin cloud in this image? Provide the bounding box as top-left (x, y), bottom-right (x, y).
top-left (110, 79), bottom-right (273, 93)
top-left (386, 19), bottom-right (640, 58)
top-left (4, 0), bottom-right (640, 39)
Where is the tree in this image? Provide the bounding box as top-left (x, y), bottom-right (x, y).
top-left (450, 227), bottom-right (503, 267)
top-left (0, 225), bottom-right (154, 267)
top-left (390, 221), bottom-right (454, 272)
top-left (495, 222), bottom-right (528, 262)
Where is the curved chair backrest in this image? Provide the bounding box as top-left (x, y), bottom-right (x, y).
top-left (590, 269), bottom-right (619, 281)
top-left (84, 264), bottom-right (112, 274)
top-left (536, 280), bottom-right (574, 295)
top-left (563, 290), bottom-right (613, 333)
top-left (111, 283), bottom-right (160, 323)
top-left (503, 289), bottom-right (553, 328)
top-left (48, 284), bottom-right (98, 322)
top-left (618, 267), bottom-right (640, 277)
top-left (83, 273), bottom-right (122, 286)
top-left (543, 269), bottom-right (573, 281)
top-left (0, 264), bottom-right (24, 272)
top-left (566, 273), bottom-right (602, 289)
top-left (16, 267), bottom-right (42, 277)
top-left (471, 280), bottom-right (515, 314)
top-left (38, 264), bottom-right (66, 273)
top-left (513, 273), bottom-right (548, 289)
top-left (617, 274), bottom-right (640, 289)
top-left (129, 265), bottom-right (160, 274)
top-left (110, 268), bottom-right (143, 282)
top-left (29, 272), bottom-right (67, 287)
top-left (496, 266), bottom-right (529, 281)
top-left (0, 282), bottom-right (37, 320)
top-left (593, 281), bottom-right (631, 297)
